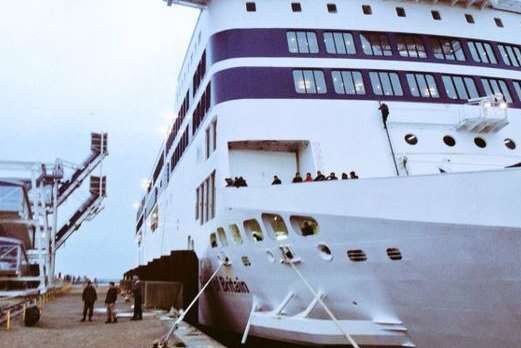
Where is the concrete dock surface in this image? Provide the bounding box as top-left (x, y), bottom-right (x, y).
top-left (1, 286), bottom-right (165, 348)
top-left (1, 285), bottom-right (392, 348)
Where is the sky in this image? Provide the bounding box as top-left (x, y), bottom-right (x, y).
top-left (0, 0), bottom-right (198, 278)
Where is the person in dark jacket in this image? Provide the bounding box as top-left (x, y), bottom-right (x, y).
top-left (328, 172), bottom-right (338, 180)
top-left (104, 282), bottom-right (118, 324)
top-left (272, 175), bottom-right (282, 185)
top-left (314, 171), bottom-right (326, 181)
top-left (292, 172), bottom-right (303, 183)
top-left (131, 279), bottom-right (143, 320)
top-left (81, 280), bottom-right (97, 322)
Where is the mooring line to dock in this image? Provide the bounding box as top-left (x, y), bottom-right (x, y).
top-left (288, 262), bottom-right (361, 348)
top-left (160, 262), bottom-right (224, 345)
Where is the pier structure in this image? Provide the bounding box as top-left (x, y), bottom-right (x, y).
top-left (0, 133), bottom-right (108, 298)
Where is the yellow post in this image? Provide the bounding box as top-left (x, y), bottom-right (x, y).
top-left (22, 304), bottom-right (26, 321)
top-left (6, 310), bottom-right (10, 330)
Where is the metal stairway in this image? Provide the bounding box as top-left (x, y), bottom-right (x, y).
top-left (55, 176), bottom-right (106, 249)
top-left (56, 133), bottom-right (107, 207)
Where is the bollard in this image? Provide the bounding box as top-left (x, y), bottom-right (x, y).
top-left (6, 310), bottom-right (10, 330)
top-left (22, 304), bottom-right (26, 321)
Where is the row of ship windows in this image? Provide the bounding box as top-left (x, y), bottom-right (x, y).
top-left (292, 69), bottom-right (521, 103)
top-left (246, 1), bottom-right (506, 29)
top-left (210, 214), bottom-right (320, 248)
top-left (287, 30), bottom-right (521, 68)
top-left (404, 133), bottom-right (517, 151)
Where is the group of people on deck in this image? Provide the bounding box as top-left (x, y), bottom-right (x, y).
top-left (226, 171), bottom-right (359, 188)
top-left (80, 276), bottom-right (143, 323)
top-left (273, 171), bottom-right (359, 185)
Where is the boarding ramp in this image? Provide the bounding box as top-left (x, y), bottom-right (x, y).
top-left (57, 133), bottom-right (107, 207)
top-left (55, 176), bottom-right (106, 249)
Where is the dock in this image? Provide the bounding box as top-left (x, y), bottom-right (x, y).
top-left (1, 284), bottom-right (227, 348)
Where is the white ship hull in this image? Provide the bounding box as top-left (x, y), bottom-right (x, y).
top-left (197, 168), bottom-right (521, 347)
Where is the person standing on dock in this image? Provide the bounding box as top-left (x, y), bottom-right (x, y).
top-left (81, 280), bottom-right (97, 322)
top-left (104, 282), bottom-right (118, 324)
top-left (131, 278), bottom-right (143, 320)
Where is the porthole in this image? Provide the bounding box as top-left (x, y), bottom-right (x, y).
top-left (404, 134), bottom-right (418, 145)
top-left (317, 243), bottom-right (333, 261)
top-left (443, 135), bottom-right (456, 147)
top-left (504, 138), bottom-right (516, 150)
top-left (474, 137), bottom-right (487, 148)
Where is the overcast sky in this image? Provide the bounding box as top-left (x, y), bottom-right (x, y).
top-left (0, 1), bottom-right (198, 278)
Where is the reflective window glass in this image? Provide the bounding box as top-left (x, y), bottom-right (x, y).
top-left (262, 214), bottom-right (289, 241)
top-left (360, 33), bottom-right (392, 56)
top-left (293, 69), bottom-right (327, 94)
top-left (331, 70), bottom-right (365, 95)
top-left (229, 224), bottom-right (243, 244)
top-left (287, 31), bottom-right (319, 54)
top-left (397, 35), bottom-right (426, 58)
top-left (481, 78), bottom-right (513, 103)
top-left (370, 72), bottom-right (402, 96)
top-left (406, 73), bottom-right (439, 98)
top-left (514, 81), bottom-right (521, 102)
top-left (468, 41), bottom-right (497, 64)
top-left (243, 219), bottom-right (264, 242)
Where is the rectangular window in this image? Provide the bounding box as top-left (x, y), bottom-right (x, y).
top-left (494, 18), bottom-right (504, 28)
top-left (291, 2), bottom-right (301, 12)
top-left (327, 3), bottom-right (337, 13)
top-left (293, 69), bottom-right (327, 94)
top-left (204, 120), bottom-right (217, 159)
top-left (196, 171), bottom-right (216, 224)
top-left (362, 4), bottom-right (372, 15)
top-left (467, 41), bottom-right (497, 64)
top-left (360, 33), bottom-right (392, 56)
top-left (441, 75), bottom-right (479, 100)
top-left (246, 2), bottom-right (256, 12)
top-left (287, 31), bottom-right (319, 54)
top-left (481, 78), bottom-right (513, 103)
top-left (514, 81), bottom-right (521, 102)
top-left (331, 70), bottom-right (365, 95)
top-left (323, 32), bottom-right (356, 54)
top-left (406, 73), bottom-right (439, 98)
top-left (431, 38), bottom-right (465, 61)
top-left (369, 71), bottom-right (403, 96)
top-left (465, 14), bottom-right (474, 24)
top-left (432, 10), bottom-right (441, 20)
top-left (396, 34), bottom-right (427, 58)
top-left (498, 44), bottom-right (521, 67)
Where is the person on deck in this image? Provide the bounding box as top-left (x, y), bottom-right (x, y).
top-left (104, 282), bottom-right (118, 324)
top-left (314, 171), bottom-right (326, 181)
top-left (328, 172), bottom-right (338, 180)
top-left (225, 178), bottom-right (234, 187)
top-left (341, 172), bottom-right (349, 180)
top-left (350, 171), bottom-right (359, 179)
top-left (81, 280), bottom-right (97, 322)
top-left (131, 278), bottom-right (143, 321)
top-left (304, 173), bottom-right (313, 182)
top-left (292, 172), bottom-right (303, 183)
top-left (272, 175), bottom-right (282, 185)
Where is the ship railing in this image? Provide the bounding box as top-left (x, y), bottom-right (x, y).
top-left (457, 93), bottom-right (509, 133)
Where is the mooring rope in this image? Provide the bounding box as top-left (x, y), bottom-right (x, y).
top-left (288, 261), bottom-right (361, 348)
top-left (160, 262), bottom-right (224, 345)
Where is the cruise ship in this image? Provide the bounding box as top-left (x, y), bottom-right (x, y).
top-left (130, 0), bottom-right (521, 346)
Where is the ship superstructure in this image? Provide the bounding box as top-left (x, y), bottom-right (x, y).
top-left (132, 1), bottom-right (521, 346)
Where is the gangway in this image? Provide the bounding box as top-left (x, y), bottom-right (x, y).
top-left (0, 132), bottom-right (108, 296)
top-left (57, 133), bottom-right (107, 206)
top-left (55, 176), bottom-right (106, 249)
